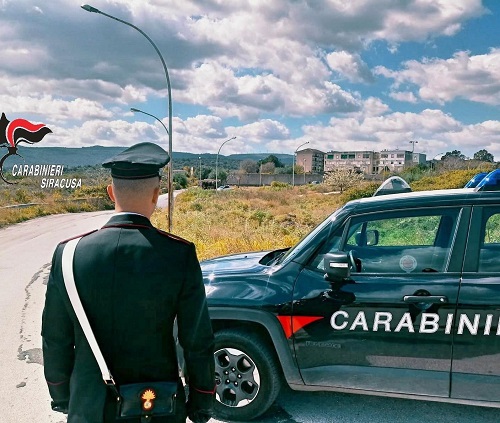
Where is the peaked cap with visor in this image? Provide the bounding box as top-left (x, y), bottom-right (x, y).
top-left (102, 142), bottom-right (170, 179)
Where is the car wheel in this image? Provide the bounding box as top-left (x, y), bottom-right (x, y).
top-left (213, 329), bottom-right (282, 421)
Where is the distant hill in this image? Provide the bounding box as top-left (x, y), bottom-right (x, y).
top-left (1, 146), bottom-right (293, 170)
top-left (1, 146), bottom-right (125, 170)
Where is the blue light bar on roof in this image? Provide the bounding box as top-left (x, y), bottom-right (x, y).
top-left (474, 169), bottom-right (500, 191)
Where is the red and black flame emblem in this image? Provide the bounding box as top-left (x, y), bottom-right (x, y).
top-left (0, 112), bottom-right (52, 184)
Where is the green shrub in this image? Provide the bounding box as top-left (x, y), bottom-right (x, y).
top-left (270, 181), bottom-right (290, 189)
top-left (250, 209), bottom-right (272, 226)
top-left (15, 189), bottom-right (31, 204)
top-left (191, 202), bottom-right (203, 211)
top-left (173, 173), bottom-right (189, 189)
top-left (340, 182), bottom-right (380, 203)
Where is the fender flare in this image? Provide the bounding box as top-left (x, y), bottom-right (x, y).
top-left (209, 306), bottom-right (303, 385)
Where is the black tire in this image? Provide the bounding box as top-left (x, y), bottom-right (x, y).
top-left (213, 328), bottom-right (282, 421)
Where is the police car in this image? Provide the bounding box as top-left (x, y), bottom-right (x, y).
top-left (201, 179), bottom-right (500, 421)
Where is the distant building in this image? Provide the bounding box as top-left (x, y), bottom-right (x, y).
top-left (325, 149), bottom-right (427, 174)
top-left (325, 150), bottom-right (376, 174)
top-left (296, 148), bottom-right (325, 173)
top-left (412, 152), bottom-right (427, 166)
top-left (378, 149), bottom-right (414, 173)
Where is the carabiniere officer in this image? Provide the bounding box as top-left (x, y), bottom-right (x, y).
top-left (42, 142), bottom-right (215, 423)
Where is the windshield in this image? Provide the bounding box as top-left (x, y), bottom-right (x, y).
top-left (276, 208), bottom-right (344, 266)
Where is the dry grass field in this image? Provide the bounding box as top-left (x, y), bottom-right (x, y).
top-left (153, 185), bottom-right (343, 261)
top-left (0, 175), bottom-right (113, 228)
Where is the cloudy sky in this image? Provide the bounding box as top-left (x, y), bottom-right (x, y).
top-left (1, 0), bottom-right (500, 160)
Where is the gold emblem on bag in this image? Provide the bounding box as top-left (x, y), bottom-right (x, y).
top-left (141, 389), bottom-right (156, 411)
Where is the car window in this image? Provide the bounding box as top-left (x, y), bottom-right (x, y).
top-left (346, 215), bottom-right (440, 247)
top-left (479, 210), bottom-right (500, 272)
top-left (311, 208), bottom-right (460, 274)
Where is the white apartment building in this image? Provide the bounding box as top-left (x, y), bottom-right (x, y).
top-left (324, 150), bottom-right (377, 174)
top-left (324, 149), bottom-right (427, 174)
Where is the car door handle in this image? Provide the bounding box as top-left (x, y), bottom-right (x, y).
top-left (403, 295), bottom-right (448, 304)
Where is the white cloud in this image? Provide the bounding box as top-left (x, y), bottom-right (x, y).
top-left (360, 97), bottom-right (391, 117)
top-left (176, 62), bottom-right (360, 120)
top-left (0, 94), bottom-right (113, 123)
top-left (389, 91), bottom-right (418, 103)
top-left (326, 51), bottom-right (375, 83)
top-left (373, 0), bottom-right (486, 43)
top-left (376, 49), bottom-right (500, 105)
top-left (174, 115), bottom-right (226, 139)
top-left (173, 118), bottom-right (290, 155)
top-left (45, 119), bottom-right (166, 148)
top-left (233, 119), bottom-right (290, 140)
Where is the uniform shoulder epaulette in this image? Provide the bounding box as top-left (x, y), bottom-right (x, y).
top-left (155, 228), bottom-right (192, 245)
top-left (59, 229), bottom-right (98, 245)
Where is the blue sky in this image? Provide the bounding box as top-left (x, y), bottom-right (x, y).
top-left (1, 0), bottom-right (499, 161)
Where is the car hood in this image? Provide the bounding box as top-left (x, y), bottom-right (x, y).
top-left (200, 250), bottom-right (271, 276)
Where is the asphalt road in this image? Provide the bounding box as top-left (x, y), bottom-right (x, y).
top-left (0, 210), bottom-right (498, 423)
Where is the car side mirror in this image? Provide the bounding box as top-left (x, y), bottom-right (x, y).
top-left (323, 252), bottom-right (351, 282)
top-left (354, 230), bottom-right (379, 246)
top-left (366, 230), bottom-right (379, 246)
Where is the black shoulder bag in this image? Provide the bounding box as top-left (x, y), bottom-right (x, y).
top-left (62, 237), bottom-right (178, 422)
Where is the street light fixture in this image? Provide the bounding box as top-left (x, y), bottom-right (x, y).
top-left (81, 4), bottom-right (174, 232)
top-left (215, 137), bottom-right (236, 190)
top-left (409, 140), bottom-right (418, 153)
top-left (292, 141), bottom-right (309, 186)
top-left (130, 108), bottom-right (169, 134)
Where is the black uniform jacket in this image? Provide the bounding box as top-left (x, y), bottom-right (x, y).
top-left (42, 213), bottom-right (215, 423)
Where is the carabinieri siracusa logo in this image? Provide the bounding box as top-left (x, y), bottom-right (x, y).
top-left (0, 112), bottom-right (52, 184)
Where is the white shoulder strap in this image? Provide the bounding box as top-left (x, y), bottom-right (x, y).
top-left (61, 237), bottom-right (115, 384)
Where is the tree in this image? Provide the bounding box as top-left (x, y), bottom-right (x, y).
top-left (293, 164), bottom-right (305, 174)
top-left (274, 165), bottom-right (293, 174)
top-left (173, 172), bottom-right (188, 189)
top-left (239, 159), bottom-right (259, 174)
top-left (473, 149), bottom-right (494, 163)
top-left (400, 164), bottom-right (430, 182)
top-left (441, 150), bottom-right (467, 170)
top-left (260, 162), bottom-right (276, 174)
top-left (258, 155), bottom-right (284, 168)
top-left (323, 168), bottom-right (364, 192)
top-left (200, 167), bottom-right (213, 180)
top-left (443, 150), bottom-right (466, 160)
top-left (208, 169), bottom-right (227, 183)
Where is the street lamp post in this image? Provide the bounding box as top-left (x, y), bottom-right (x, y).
top-left (409, 140), bottom-right (418, 153)
top-left (215, 137), bottom-right (236, 190)
top-left (198, 156), bottom-right (202, 182)
top-left (81, 4), bottom-right (174, 232)
top-left (292, 141), bottom-right (309, 186)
